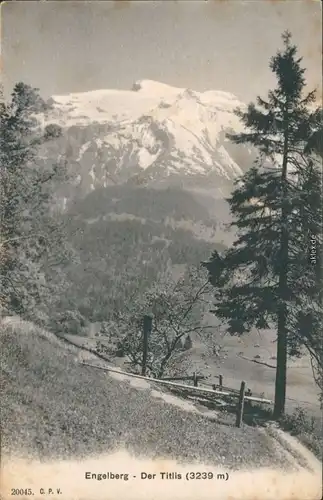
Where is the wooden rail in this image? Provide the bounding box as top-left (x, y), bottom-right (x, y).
top-left (161, 375), bottom-right (205, 382)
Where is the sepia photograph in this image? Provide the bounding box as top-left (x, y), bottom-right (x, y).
top-left (0, 1), bottom-right (322, 499)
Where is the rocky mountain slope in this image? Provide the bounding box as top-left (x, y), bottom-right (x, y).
top-left (40, 80), bottom-right (256, 198)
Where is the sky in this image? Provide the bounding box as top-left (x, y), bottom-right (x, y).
top-left (1, 0), bottom-right (322, 103)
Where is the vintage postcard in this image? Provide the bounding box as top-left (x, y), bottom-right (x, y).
top-left (1, 1), bottom-right (322, 499)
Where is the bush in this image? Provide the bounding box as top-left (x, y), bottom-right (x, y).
top-left (44, 123), bottom-right (62, 140)
top-left (95, 341), bottom-right (111, 357)
top-left (115, 341), bottom-right (125, 357)
top-left (50, 310), bottom-right (86, 335)
top-left (279, 407), bottom-right (323, 460)
top-left (175, 338), bottom-right (184, 351)
top-left (183, 335), bottom-right (193, 350)
top-left (279, 407), bottom-right (315, 435)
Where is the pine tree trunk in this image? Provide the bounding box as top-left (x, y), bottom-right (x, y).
top-left (273, 123), bottom-right (289, 420)
top-left (273, 303), bottom-right (288, 419)
top-left (274, 218), bottom-right (288, 419)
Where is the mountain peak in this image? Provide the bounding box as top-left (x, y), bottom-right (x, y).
top-left (39, 80), bottom-right (250, 194)
top-left (131, 79), bottom-right (184, 96)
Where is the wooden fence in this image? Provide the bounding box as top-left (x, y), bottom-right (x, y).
top-left (80, 314), bottom-right (272, 428)
top-left (81, 361), bottom-right (272, 428)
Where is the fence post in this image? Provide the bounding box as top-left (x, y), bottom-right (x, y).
top-left (235, 380), bottom-right (246, 428)
top-left (193, 372), bottom-right (198, 387)
top-left (219, 374), bottom-right (223, 391)
top-left (142, 314), bottom-right (153, 376)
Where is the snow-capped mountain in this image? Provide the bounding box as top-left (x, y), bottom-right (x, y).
top-left (40, 80), bottom-right (251, 195)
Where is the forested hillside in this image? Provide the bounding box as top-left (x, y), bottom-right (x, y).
top-left (55, 185), bottom-right (226, 330)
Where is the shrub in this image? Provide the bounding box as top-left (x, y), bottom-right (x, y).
top-left (175, 338), bottom-right (184, 351)
top-left (183, 335), bottom-right (193, 350)
top-left (44, 123), bottom-right (62, 140)
top-left (50, 310), bottom-right (86, 335)
top-left (95, 341), bottom-right (111, 357)
top-left (279, 407), bottom-right (323, 460)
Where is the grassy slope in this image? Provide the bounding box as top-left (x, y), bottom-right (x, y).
top-left (1, 317), bottom-right (296, 471)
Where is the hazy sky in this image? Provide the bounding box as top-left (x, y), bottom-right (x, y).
top-left (2, 1), bottom-right (322, 103)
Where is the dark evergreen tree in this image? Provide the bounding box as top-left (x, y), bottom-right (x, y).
top-left (203, 32), bottom-right (322, 418)
top-left (0, 82), bottom-right (72, 322)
